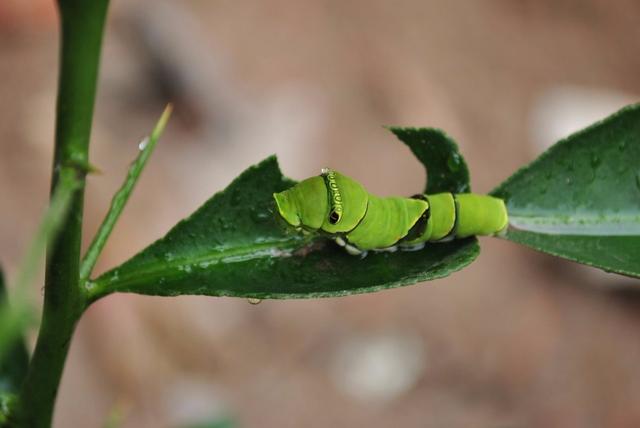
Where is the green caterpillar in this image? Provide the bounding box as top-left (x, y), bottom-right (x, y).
top-left (273, 169), bottom-right (508, 255)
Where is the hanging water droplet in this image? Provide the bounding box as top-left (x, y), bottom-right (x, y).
top-left (40, 286), bottom-right (45, 296)
top-left (247, 298), bottom-right (262, 305)
top-left (138, 137), bottom-right (149, 151)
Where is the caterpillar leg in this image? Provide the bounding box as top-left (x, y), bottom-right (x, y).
top-left (335, 236), bottom-right (368, 257)
top-left (399, 242), bottom-right (426, 252)
top-left (373, 245), bottom-right (398, 253)
top-left (345, 243), bottom-right (367, 258)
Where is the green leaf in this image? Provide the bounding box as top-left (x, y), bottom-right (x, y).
top-left (389, 127), bottom-right (471, 193)
top-left (89, 128), bottom-right (479, 300)
top-left (80, 104), bottom-right (173, 283)
top-left (0, 393), bottom-right (18, 426)
top-left (492, 103), bottom-right (640, 277)
top-left (0, 269), bottom-right (29, 396)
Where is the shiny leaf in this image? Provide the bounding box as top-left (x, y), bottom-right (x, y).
top-left (89, 128), bottom-right (479, 300)
top-left (492, 104), bottom-right (640, 277)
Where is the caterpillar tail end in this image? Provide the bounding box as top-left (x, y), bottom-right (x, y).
top-left (493, 198), bottom-right (509, 238)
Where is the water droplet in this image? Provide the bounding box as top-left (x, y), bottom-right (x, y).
top-left (565, 177), bottom-right (572, 185)
top-left (252, 210), bottom-right (271, 223)
top-left (164, 252), bottom-right (174, 261)
top-left (138, 137), bottom-right (149, 151)
top-left (447, 153), bottom-right (461, 172)
top-left (199, 260), bottom-right (217, 269)
top-left (178, 264), bottom-right (192, 273)
top-left (40, 286), bottom-right (45, 296)
top-left (218, 218), bottom-right (231, 231)
top-left (247, 298), bottom-right (262, 305)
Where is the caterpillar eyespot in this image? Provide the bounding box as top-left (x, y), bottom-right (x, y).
top-left (328, 210), bottom-right (341, 225)
top-left (273, 170), bottom-right (508, 254)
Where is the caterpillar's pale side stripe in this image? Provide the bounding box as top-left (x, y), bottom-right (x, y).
top-left (273, 169), bottom-right (508, 253)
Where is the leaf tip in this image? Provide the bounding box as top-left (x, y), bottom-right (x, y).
top-left (150, 103), bottom-right (174, 142)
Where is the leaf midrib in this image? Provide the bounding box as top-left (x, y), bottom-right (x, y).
top-left (509, 211), bottom-right (640, 236)
top-left (89, 238), bottom-right (308, 297)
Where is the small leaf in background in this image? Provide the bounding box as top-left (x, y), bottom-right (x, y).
top-left (0, 393), bottom-right (18, 425)
top-left (492, 103), bottom-right (640, 277)
top-left (0, 168), bottom-right (79, 368)
top-left (0, 269), bottom-right (29, 426)
top-left (89, 128), bottom-right (479, 301)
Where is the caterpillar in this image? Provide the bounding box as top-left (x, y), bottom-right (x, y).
top-left (273, 169), bottom-right (508, 255)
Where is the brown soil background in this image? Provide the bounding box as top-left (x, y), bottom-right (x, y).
top-left (1, 0), bottom-right (640, 427)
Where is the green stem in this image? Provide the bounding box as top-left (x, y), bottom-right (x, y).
top-left (79, 105), bottom-right (173, 284)
top-left (16, 1), bottom-right (110, 426)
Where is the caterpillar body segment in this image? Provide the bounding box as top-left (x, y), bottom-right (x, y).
top-left (454, 193), bottom-right (509, 238)
top-left (273, 169), bottom-right (508, 253)
top-left (404, 193), bottom-right (508, 246)
top-left (345, 195), bottom-right (428, 250)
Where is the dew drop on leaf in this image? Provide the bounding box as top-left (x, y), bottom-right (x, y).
top-left (251, 209), bottom-right (271, 223)
top-left (446, 153), bottom-right (461, 172)
top-left (247, 298), bottom-right (262, 305)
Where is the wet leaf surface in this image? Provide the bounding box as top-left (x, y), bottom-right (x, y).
top-left (492, 104), bottom-right (640, 278)
top-left (91, 128), bottom-right (479, 300)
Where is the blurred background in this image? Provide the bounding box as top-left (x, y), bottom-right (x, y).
top-left (2, 0), bottom-right (640, 426)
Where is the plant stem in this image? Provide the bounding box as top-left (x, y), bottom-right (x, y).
top-left (16, 1), bottom-right (110, 426)
top-left (79, 104), bottom-right (173, 284)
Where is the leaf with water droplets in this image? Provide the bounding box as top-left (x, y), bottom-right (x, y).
top-left (492, 103), bottom-right (640, 278)
top-left (89, 128), bottom-right (478, 300)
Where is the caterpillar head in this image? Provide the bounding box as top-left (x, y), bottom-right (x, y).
top-left (274, 176), bottom-right (327, 230)
top-left (273, 170), bottom-right (369, 233)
